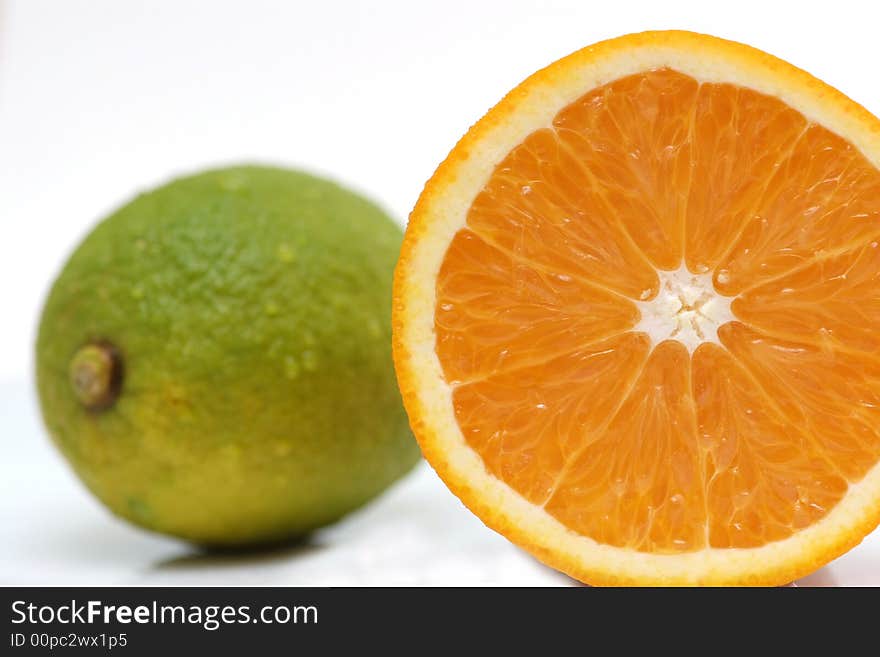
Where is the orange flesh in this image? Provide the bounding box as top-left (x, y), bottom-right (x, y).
top-left (434, 68), bottom-right (880, 552)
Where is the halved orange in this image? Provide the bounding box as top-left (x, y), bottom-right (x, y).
top-left (393, 30), bottom-right (880, 585)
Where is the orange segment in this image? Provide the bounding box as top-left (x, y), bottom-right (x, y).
top-left (436, 228), bottom-right (639, 384)
top-left (684, 83), bottom-right (807, 273)
top-left (714, 125), bottom-right (880, 295)
top-left (468, 127), bottom-right (659, 299)
top-left (544, 341), bottom-right (704, 552)
top-left (733, 240), bottom-right (880, 353)
top-left (720, 322), bottom-right (880, 481)
top-left (452, 332), bottom-right (650, 505)
top-left (552, 68), bottom-right (697, 270)
top-left (692, 343), bottom-right (848, 548)
top-left (394, 31), bottom-right (880, 585)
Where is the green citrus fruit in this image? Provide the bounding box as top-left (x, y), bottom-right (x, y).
top-left (36, 165), bottom-right (420, 546)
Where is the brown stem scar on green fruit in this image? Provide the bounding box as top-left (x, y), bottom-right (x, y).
top-left (68, 342), bottom-right (123, 411)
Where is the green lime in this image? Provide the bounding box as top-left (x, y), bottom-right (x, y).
top-left (36, 165), bottom-right (420, 546)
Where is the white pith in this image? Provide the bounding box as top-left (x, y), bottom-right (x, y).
top-left (397, 32), bottom-right (880, 584)
top-left (635, 265), bottom-right (735, 353)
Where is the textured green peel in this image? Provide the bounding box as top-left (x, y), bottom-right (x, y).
top-left (36, 165), bottom-right (420, 546)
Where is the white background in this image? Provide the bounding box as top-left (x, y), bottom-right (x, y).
top-left (1, 0), bottom-right (879, 585)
